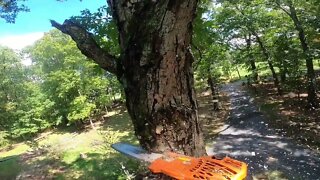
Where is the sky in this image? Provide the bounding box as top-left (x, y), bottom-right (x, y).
top-left (0, 0), bottom-right (106, 50)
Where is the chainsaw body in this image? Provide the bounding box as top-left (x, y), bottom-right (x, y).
top-left (149, 152), bottom-right (247, 180)
top-left (112, 143), bottom-right (247, 180)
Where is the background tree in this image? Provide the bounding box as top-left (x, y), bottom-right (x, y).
top-left (28, 30), bottom-right (121, 126)
top-left (0, 46), bottom-right (48, 139)
top-left (192, 3), bottom-right (224, 104)
top-left (269, 0), bottom-right (319, 108)
top-left (0, 30), bottom-right (123, 141)
top-left (234, 1), bottom-right (281, 93)
top-left (0, 46), bottom-right (25, 131)
top-left (0, 0), bottom-right (29, 23)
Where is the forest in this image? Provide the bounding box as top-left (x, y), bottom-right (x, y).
top-left (0, 0), bottom-right (319, 179)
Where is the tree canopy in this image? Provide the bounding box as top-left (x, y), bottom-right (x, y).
top-left (0, 30), bottom-right (122, 139)
top-left (0, 0), bottom-right (29, 23)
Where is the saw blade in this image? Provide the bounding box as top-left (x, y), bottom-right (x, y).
top-left (111, 142), bottom-right (163, 162)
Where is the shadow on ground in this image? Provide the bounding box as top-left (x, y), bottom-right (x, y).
top-left (0, 155), bottom-right (21, 179)
top-left (16, 150), bottom-right (140, 180)
top-left (197, 90), bottom-right (231, 142)
top-left (1, 105), bottom-right (140, 180)
top-left (207, 81), bottom-right (320, 179)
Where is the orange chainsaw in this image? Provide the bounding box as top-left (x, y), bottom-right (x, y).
top-left (112, 143), bottom-right (248, 180)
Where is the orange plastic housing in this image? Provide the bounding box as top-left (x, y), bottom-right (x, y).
top-left (148, 152), bottom-right (247, 180)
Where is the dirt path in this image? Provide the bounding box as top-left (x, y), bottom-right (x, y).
top-left (206, 81), bottom-right (320, 180)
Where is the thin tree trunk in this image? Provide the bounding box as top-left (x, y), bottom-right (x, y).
top-left (207, 75), bottom-right (219, 110)
top-left (251, 30), bottom-right (282, 94)
top-left (237, 7), bottom-right (280, 93)
top-left (245, 34), bottom-right (258, 82)
top-left (280, 58), bottom-right (288, 83)
top-left (287, 2), bottom-right (318, 108)
top-left (89, 118), bottom-right (96, 130)
top-left (235, 66), bottom-right (241, 79)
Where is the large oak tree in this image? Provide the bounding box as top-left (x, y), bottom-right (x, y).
top-left (51, 0), bottom-right (206, 156)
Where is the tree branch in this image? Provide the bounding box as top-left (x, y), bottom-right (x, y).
top-left (50, 19), bottom-right (119, 75)
top-left (274, 2), bottom-right (292, 17)
top-left (192, 42), bottom-right (203, 70)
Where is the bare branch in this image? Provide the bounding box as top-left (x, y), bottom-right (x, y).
top-left (192, 43), bottom-right (203, 70)
top-left (51, 19), bottom-right (119, 75)
top-left (274, 1), bottom-right (292, 17)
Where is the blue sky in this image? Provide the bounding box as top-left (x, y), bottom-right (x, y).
top-left (0, 0), bottom-right (106, 49)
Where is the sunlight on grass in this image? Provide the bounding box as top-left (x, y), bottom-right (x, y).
top-left (0, 108), bottom-right (140, 179)
top-left (105, 108), bottom-right (123, 117)
top-left (268, 170), bottom-right (289, 180)
top-left (62, 149), bottom-right (90, 164)
top-left (46, 108), bottom-right (138, 179)
top-left (253, 170), bottom-right (288, 180)
top-left (0, 143), bottom-right (30, 158)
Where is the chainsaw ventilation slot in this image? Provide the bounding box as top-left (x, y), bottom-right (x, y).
top-left (148, 153), bottom-right (247, 180)
top-left (187, 157), bottom-right (243, 179)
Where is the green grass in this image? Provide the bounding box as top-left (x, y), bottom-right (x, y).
top-left (0, 156), bottom-right (21, 179)
top-left (49, 109), bottom-right (139, 179)
top-left (0, 108), bottom-right (139, 179)
top-left (62, 152), bottom-right (140, 180)
top-left (0, 143), bottom-right (31, 158)
top-left (253, 170), bottom-right (289, 180)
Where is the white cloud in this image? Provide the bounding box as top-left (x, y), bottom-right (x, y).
top-left (0, 32), bottom-right (44, 50)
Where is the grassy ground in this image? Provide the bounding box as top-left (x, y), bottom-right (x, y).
top-left (0, 106), bottom-right (141, 180)
top-left (0, 92), bottom-right (230, 180)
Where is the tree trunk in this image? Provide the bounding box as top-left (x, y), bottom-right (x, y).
top-left (52, 0), bottom-right (206, 156)
top-left (238, 5), bottom-right (281, 93)
top-left (280, 68), bottom-right (287, 84)
top-left (280, 58), bottom-right (288, 83)
top-left (245, 34), bottom-right (258, 82)
top-left (251, 30), bottom-right (282, 94)
top-left (207, 75), bottom-right (219, 110)
top-left (235, 66), bottom-right (242, 79)
top-left (287, 2), bottom-right (318, 108)
top-left (115, 0), bottom-right (205, 156)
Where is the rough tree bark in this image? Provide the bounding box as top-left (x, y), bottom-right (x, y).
top-left (51, 0), bottom-right (206, 156)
